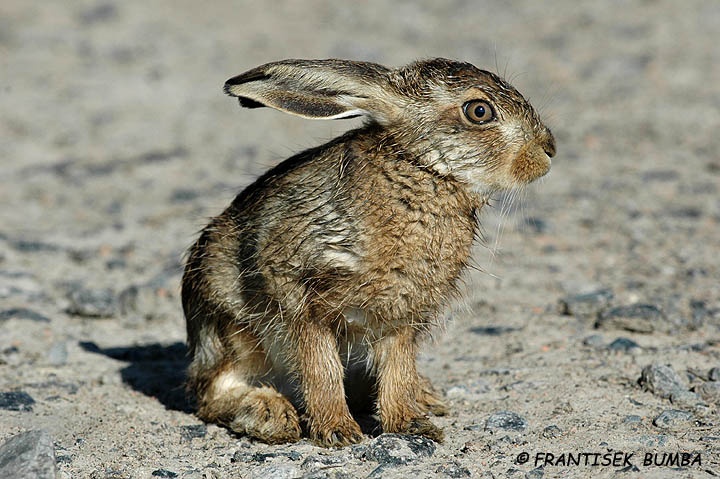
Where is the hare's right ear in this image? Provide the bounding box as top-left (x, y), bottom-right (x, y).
top-left (224, 59), bottom-right (396, 122)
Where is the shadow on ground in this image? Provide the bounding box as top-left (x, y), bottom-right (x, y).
top-left (80, 341), bottom-right (193, 413)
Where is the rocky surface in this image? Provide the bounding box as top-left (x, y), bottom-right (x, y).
top-left (1, 1), bottom-right (718, 478)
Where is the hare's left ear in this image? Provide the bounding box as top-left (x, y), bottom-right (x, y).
top-left (224, 59), bottom-right (396, 122)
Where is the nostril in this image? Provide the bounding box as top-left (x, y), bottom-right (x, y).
top-left (543, 134), bottom-right (556, 158)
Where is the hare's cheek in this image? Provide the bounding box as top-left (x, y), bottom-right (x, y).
top-left (510, 145), bottom-right (551, 183)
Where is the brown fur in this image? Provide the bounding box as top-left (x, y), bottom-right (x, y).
top-left (181, 58), bottom-right (555, 446)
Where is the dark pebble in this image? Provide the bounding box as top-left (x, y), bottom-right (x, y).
top-left (524, 217), bottom-right (549, 234)
top-left (485, 411), bottom-right (528, 432)
top-left (357, 434), bottom-right (436, 466)
top-left (232, 449), bottom-right (302, 463)
top-left (0, 391), bottom-right (36, 411)
top-left (66, 287), bottom-right (117, 318)
top-left (638, 363), bottom-right (687, 399)
top-left (436, 461), bottom-right (472, 478)
top-left (623, 415), bottom-right (642, 424)
top-left (542, 425), bottom-right (563, 438)
top-left (596, 304), bottom-right (664, 333)
top-left (526, 466), bottom-right (545, 479)
top-left (170, 188), bottom-right (201, 203)
top-left (709, 368), bottom-right (720, 382)
top-left (301, 453), bottom-right (348, 470)
top-left (78, 3), bottom-right (118, 25)
top-left (606, 337), bottom-right (640, 352)
top-left (0, 308), bottom-right (51, 322)
top-left (690, 300), bottom-right (713, 329)
top-left (179, 424), bottom-right (207, 441)
top-left (10, 239), bottom-right (60, 252)
top-left (694, 382), bottom-right (720, 403)
top-left (0, 430), bottom-right (56, 479)
top-left (469, 325), bottom-right (518, 336)
top-left (652, 410), bottom-right (693, 429)
top-left (151, 470), bottom-right (178, 478)
top-left (558, 289), bottom-right (613, 318)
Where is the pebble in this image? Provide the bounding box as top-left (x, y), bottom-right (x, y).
top-left (151, 470), bottom-right (178, 478)
top-left (66, 287), bottom-right (117, 318)
top-left (0, 391), bottom-right (36, 411)
top-left (582, 334), bottom-right (604, 347)
top-left (638, 363), bottom-right (687, 399)
top-left (623, 415), bottom-right (642, 424)
top-left (301, 453), bottom-right (348, 470)
top-left (0, 430), bottom-right (57, 479)
top-left (652, 410), bottom-right (693, 429)
top-left (542, 425), bottom-right (563, 438)
top-left (178, 424), bottom-right (207, 441)
top-left (0, 307), bottom-right (51, 322)
top-left (355, 434), bottom-right (436, 466)
top-left (694, 382), bottom-right (720, 403)
top-left (596, 304), bottom-right (664, 333)
top-left (558, 289), bottom-right (614, 318)
top-left (606, 337), bottom-right (640, 352)
top-left (435, 461), bottom-right (471, 478)
top-left (710, 368), bottom-right (720, 382)
top-left (485, 411), bottom-right (528, 432)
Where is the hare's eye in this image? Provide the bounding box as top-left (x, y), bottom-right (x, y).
top-left (463, 100), bottom-right (495, 124)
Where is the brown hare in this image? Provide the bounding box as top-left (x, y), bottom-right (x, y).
top-left (181, 58), bottom-right (555, 447)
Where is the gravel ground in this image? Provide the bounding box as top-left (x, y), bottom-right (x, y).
top-left (1, 1), bottom-right (719, 478)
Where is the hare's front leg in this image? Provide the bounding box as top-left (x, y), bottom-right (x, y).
top-left (374, 328), bottom-right (444, 442)
top-left (291, 319), bottom-right (364, 447)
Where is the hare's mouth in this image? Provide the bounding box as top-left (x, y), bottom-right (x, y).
top-left (510, 141), bottom-right (552, 184)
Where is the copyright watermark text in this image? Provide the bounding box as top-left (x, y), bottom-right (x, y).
top-left (516, 451), bottom-right (702, 468)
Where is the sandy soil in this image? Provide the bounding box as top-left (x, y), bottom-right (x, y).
top-left (1, 1), bottom-right (718, 478)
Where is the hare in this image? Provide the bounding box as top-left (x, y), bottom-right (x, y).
top-left (181, 58), bottom-right (555, 447)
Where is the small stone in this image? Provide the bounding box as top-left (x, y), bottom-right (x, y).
top-left (0, 391), bottom-right (35, 411)
top-left (558, 289), bottom-right (613, 318)
top-left (542, 425), bottom-right (562, 438)
top-left (301, 454), bottom-right (347, 470)
top-left (582, 334), bottom-right (604, 347)
top-left (485, 411), bottom-right (528, 432)
top-left (359, 434), bottom-right (436, 466)
top-left (526, 466), bottom-right (545, 478)
top-left (152, 470), bottom-right (178, 478)
top-left (0, 308), bottom-right (51, 322)
top-left (710, 368), bottom-right (720, 382)
top-left (66, 287), bottom-right (117, 318)
top-left (652, 410), bottom-right (693, 429)
top-left (596, 304), bottom-right (664, 333)
top-left (178, 424), bottom-right (207, 441)
top-left (638, 363), bottom-right (687, 399)
top-left (436, 461), bottom-right (471, 478)
top-left (606, 337), bottom-right (640, 352)
top-left (623, 415), bottom-right (642, 424)
top-left (46, 341), bottom-right (68, 366)
top-left (695, 382), bottom-right (720, 403)
top-left (0, 430), bottom-right (56, 479)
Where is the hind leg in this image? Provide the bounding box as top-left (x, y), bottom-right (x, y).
top-left (189, 329), bottom-right (301, 444)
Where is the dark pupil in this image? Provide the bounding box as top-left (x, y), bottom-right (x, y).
top-left (474, 104), bottom-right (486, 118)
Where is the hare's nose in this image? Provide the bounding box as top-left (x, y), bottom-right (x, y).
top-left (542, 131), bottom-right (556, 158)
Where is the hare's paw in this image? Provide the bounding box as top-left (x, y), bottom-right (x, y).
top-left (383, 414), bottom-right (444, 443)
top-left (417, 376), bottom-right (449, 416)
top-left (308, 414), bottom-right (364, 447)
top-left (230, 387), bottom-right (301, 444)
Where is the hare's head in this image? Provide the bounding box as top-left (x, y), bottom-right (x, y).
top-left (225, 58), bottom-right (555, 194)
